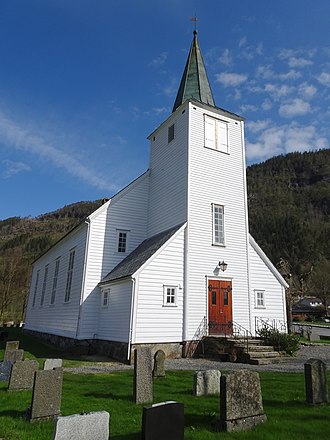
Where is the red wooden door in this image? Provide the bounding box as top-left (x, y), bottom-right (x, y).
top-left (208, 280), bottom-right (233, 335)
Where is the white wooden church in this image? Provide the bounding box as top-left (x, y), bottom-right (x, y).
top-left (25, 31), bottom-right (288, 361)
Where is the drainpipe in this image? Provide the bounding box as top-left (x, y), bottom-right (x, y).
top-left (127, 276), bottom-right (137, 361)
top-left (75, 218), bottom-right (91, 338)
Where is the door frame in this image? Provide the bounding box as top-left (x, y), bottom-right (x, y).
top-left (206, 276), bottom-right (233, 335)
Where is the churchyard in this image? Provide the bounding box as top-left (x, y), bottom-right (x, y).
top-left (0, 329), bottom-right (329, 439)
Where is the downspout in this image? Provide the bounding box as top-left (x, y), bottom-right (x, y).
top-left (75, 218), bottom-right (91, 338)
top-left (127, 276), bottom-right (137, 361)
top-left (240, 120), bottom-right (253, 335)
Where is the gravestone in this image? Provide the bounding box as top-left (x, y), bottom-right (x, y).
top-left (4, 349), bottom-right (24, 364)
top-left (52, 411), bottom-right (110, 440)
top-left (219, 370), bottom-right (267, 432)
top-left (44, 359), bottom-right (63, 370)
top-left (0, 361), bottom-right (12, 382)
top-left (193, 370), bottom-right (221, 396)
top-left (30, 368), bottom-right (63, 421)
top-left (5, 340), bottom-right (19, 352)
top-left (133, 347), bottom-right (153, 404)
top-left (153, 350), bottom-right (165, 378)
top-left (304, 358), bottom-right (328, 404)
top-left (142, 401), bottom-right (184, 440)
top-left (8, 359), bottom-right (39, 391)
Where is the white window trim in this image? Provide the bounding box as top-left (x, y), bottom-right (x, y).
top-left (50, 258), bottom-right (60, 305)
top-left (204, 114), bottom-right (229, 154)
top-left (163, 285), bottom-right (178, 307)
top-left (40, 264), bottom-right (49, 307)
top-left (212, 203), bottom-right (225, 246)
top-left (102, 289), bottom-right (110, 307)
top-left (32, 270), bottom-right (40, 308)
top-left (64, 248), bottom-right (75, 303)
top-left (116, 229), bottom-right (130, 254)
top-left (255, 290), bottom-right (266, 309)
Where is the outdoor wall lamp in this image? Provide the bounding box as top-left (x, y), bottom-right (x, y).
top-left (218, 261), bottom-right (228, 272)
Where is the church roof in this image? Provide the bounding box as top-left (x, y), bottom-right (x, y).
top-left (172, 30), bottom-right (215, 112)
top-left (100, 223), bottom-right (185, 284)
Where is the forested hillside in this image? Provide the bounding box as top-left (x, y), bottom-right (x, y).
top-left (0, 149), bottom-right (329, 322)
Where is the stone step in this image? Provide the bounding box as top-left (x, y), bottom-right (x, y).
top-left (247, 351), bottom-right (281, 359)
top-left (234, 344), bottom-right (274, 352)
top-left (248, 356), bottom-right (286, 365)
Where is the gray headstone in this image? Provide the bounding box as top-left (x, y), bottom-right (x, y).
top-left (142, 401), bottom-right (184, 440)
top-left (153, 350), bottom-right (166, 378)
top-left (304, 358), bottom-right (328, 404)
top-left (44, 359), bottom-right (63, 370)
top-left (5, 340), bottom-right (19, 352)
top-left (133, 348), bottom-right (153, 404)
top-left (8, 359), bottom-right (39, 391)
top-left (193, 370), bottom-right (221, 396)
top-left (219, 370), bottom-right (267, 432)
top-left (0, 361), bottom-right (12, 382)
top-left (4, 349), bottom-right (24, 364)
top-left (52, 411), bottom-right (110, 440)
top-left (30, 368), bottom-right (63, 421)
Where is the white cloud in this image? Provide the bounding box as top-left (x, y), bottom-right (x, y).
top-left (246, 122), bottom-right (327, 162)
top-left (240, 104), bottom-right (257, 113)
top-left (316, 72), bottom-right (330, 87)
top-left (150, 51), bottom-right (168, 67)
top-left (288, 57), bottom-right (313, 68)
top-left (215, 72), bottom-right (248, 87)
top-left (219, 49), bottom-right (233, 66)
top-left (246, 119), bottom-right (271, 133)
top-left (298, 82), bottom-right (317, 99)
top-left (2, 159), bottom-right (31, 178)
top-left (0, 112), bottom-right (116, 191)
top-left (238, 36), bottom-right (247, 48)
top-left (264, 83), bottom-right (294, 100)
top-left (278, 70), bottom-right (301, 80)
top-left (262, 99), bottom-right (273, 111)
top-left (279, 98), bottom-right (311, 117)
top-left (256, 65), bottom-right (301, 81)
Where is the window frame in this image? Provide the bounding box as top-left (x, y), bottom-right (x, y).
top-left (50, 258), bottom-right (60, 305)
top-left (40, 264), bottom-right (49, 306)
top-left (102, 289), bottom-right (110, 307)
top-left (163, 285), bottom-right (178, 307)
top-left (212, 203), bottom-right (225, 246)
top-left (64, 249), bottom-right (75, 303)
top-left (168, 123), bottom-right (175, 143)
top-left (255, 290), bottom-right (266, 309)
top-left (204, 114), bottom-right (229, 153)
top-left (117, 230), bottom-right (129, 254)
top-left (32, 270), bottom-right (40, 308)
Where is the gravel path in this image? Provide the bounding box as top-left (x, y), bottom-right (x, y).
top-left (64, 344), bottom-right (330, 374)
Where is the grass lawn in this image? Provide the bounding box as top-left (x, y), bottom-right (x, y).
top-left (1, 328), bottom-right (330, 439)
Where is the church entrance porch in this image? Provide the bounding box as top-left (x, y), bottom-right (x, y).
top-left (208, 279), bottom-right (233, 335)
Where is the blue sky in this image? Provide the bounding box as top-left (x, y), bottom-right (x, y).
top-left (0, 0), bottom-right (329, 220)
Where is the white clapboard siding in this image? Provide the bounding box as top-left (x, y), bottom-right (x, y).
top-left (249, 237), bottom-right (287, 334)
top-left (97, 279), bottom-right (133, 342)
top-left (133, 228), bottom-right (185, 343)
top-left (77, 172), bottom-right (150, 339)
top-left (24, 223), bottom-right (88, 338)
top-left (186, 102), bottom-right (251, 338)
top-left (147, 103), bottom-right (189, 237)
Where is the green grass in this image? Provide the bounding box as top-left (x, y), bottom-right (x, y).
top-left (1, 328), bottom-right (330, 439)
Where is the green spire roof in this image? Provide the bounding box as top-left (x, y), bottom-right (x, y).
top-left (172, 31), bottom-right (215, 113)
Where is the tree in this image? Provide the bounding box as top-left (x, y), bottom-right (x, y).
top-left (311, 260), bottom-right (330, 316)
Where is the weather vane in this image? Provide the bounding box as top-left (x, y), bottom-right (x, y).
top-left (190, 15), bottom-right (198, 33)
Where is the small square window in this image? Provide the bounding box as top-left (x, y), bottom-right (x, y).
top-left (163, 286), bottom-right (177, 306)
top-left (255, 290), bottom-right (265, 308)
top-left (168, 124), bottom-right (175, 143)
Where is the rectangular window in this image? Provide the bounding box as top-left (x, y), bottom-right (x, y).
top-left (213, 204), bottom-right (225, 245)
top-left (50, 258), bottom-right (60, 305)
top-left (168, 124), bottom-right (175, 143)
top-left (163, 286), bottom-right (177, 306)
top-left (102, 289), bottom-right (109, 307)
top-left (204, 114), bottom-right (228, 153)
top-left (32, 270), bottom-right (40, 307)
top-left (64, 249), bottom-right (75, 303)
top-left (255, 290), bottom-right (265, 308)
top-left (40, 265), bottom-right (49, 306)
top-left (117, 230), bottom-right (128, 253)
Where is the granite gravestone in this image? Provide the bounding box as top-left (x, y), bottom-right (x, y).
top-left (44, 359), bottom-right (63, 370)
top-left (4, 349), bottom-right (24, 364)
top-left (5, 340), bottom-right (19, 352)
top-left (153, 350), bottom-right (166, 378)
top-left (52, 411), bottom-right (110, 440)
top-left (142, 401), bottom-right (184, 440)
top-left (8, 359), bottom-right (39, 391)
top-left (30, 368), bottom-right (63, 421)
top-left (193, 370), bottom-right (221, 396)
top-left (133, 348), bottom-right (153, 404)
top-left (0, 361), bottom-right (12, 382)
top-left (219, 370), bottom-right (267, 432)
top-left (304, 358), bottom-right (328, 404)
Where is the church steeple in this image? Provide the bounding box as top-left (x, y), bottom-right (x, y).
top-left (172, 30), bottom-right (215, 113)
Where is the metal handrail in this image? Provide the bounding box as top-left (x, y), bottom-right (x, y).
top-left (231, 320), bottom-right (253, 353)
top-left (255, 316), bottom-right (287, 333)
top-left (186, 316), bottom-right (207, 358)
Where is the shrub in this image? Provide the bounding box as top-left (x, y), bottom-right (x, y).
top-left (257, 326), bottom-right (300, 356)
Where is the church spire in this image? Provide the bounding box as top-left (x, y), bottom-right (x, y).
top-left (172, 30), bottom-right (215, 113)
